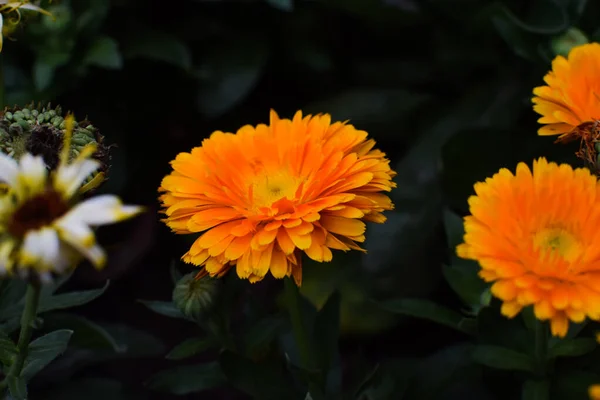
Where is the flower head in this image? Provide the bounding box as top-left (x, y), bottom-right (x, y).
top-left (533, 43), bottom-right (600, 138)
top-left (0, 103), bottom-right (112, 194)
top-left (0, 1), bottom-right (51, 52)
top-left (0, 114), bottom-right (142, 282)
top-left (457, 158), bottom-right (600, 337)
top-left (159, 110), bottom-right (396, 285)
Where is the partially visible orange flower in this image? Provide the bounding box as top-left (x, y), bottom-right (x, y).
top-left (159, 110), bottom-right (396, 285)
top-left (457, 158), bottom-right (600, 337)
top-left (532, 42), bottom-right (600, 137)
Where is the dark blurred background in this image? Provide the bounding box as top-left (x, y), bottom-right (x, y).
top-left (7, 0), bottom-right (598, 398)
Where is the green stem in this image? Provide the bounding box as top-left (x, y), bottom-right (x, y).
top-left (534, 319), bottom-right (548, 377)
top-left (283, 278), bottom-right (313, 370)
top-left (7, 283), bottom-right (41, 379)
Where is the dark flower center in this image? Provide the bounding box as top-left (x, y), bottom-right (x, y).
top-left (26, 125), bottom-right (63, 170)
top-left (8, 190), bottom-right (69, 237)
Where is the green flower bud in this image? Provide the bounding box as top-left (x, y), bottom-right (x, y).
top-left (480, 288), bottom-right (492, 307)
top-left (0, 103), bottom-right (112, 193)
top-left (551, 27), bottom-right (589, 57)
top-left (172, 273), bottom-right (219, 322)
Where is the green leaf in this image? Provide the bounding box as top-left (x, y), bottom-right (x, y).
top-left (522, 379), bottom-right (549, 400)
top-left (491, 14), bottom-right (540, 61)
top-left (138, 300), bottom-right (186, 319)
top-left (243, 314), bottom-right (287, 358)
top-left (196, 35), bottom-right (268, 118)
top-left (166, 337), bottom-right (215, 360)
top-left (83, 36), bottom-right (123, 69)
top-left (38, 281), bottom-right (109, 314)
top-left (101, 324), bottom-right (165, 357)
top-left (0, 330), bottom-right (17, 365)
top-left (471, 345), bottom-right (535, 372)
top-left (443, 259), bottom-right (488, 309)
top-left (40, 271), bottom-right (74, 297)
top-left (146, 362), bottom-right (226, 395)
top-left (31, 50), bottom-right (71, 92)
top-left (548, 338), bottom-right (596, 358)
top-left (219, 351), bottom-right (302, 399)
top-left (32, 60), bottom-right (56, 91)
top-left (22, 329), bottom-right (73, 380)
top-left (124, 30), bottom-right (192, 70)
top-left (496, 1), bottom-right (569, 35)
top-left (265, 0), bottom-right (294, 11)
top-left (379, 298), bottom-right (476, 335)
top-left (313, 291), bottom-right (340, 372)
top-left (43, 313), bottom-right (121, 352)
top-left (7, 376), bottom-right (27, 400)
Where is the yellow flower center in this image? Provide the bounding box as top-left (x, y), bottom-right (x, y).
top-left (251, 171), bottom-right (300, 209)
top-left (533, 227), bottom-right (582, 262)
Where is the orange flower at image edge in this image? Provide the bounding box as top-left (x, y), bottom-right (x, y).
top-left (590, 385), bottom-right (600, 400)
top-left (457, 158), bottom-right (600, 337)
top-left (532, 42), bottom-right (600, 137)
top-left (159, 110), bottom-right (397, 285)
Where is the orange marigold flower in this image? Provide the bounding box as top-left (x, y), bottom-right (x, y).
top-left (590, 384), bottom-right (600, 400)
top-left (159, 110), bottom-right (396, 285)
top-left (532, 42), bottom-right (600, 137)
top-left (456, 157), bottom-right (600, 337)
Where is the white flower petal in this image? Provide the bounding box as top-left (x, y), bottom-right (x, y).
top-left (20, 228), bottom-right (60, 270)
top-left (17, 3), bottom-right (52, 16)
top-left (63, 194), bottom-right (143, 226)
top-left (17, 154), bottom-right (47, 195)
top-left (39, 228), bottom-right (60, 265)
top-left (0, 151), bottom-right (19, 186)
top-left (55, 159), bottom-right (100, 198)
top-left (55, 218), bottom-right (94, 247)
top-left (55, 219), bottom-right (106, 268)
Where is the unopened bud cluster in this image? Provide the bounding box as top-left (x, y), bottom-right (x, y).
top-left (0, 103), bottom-right (111, 192)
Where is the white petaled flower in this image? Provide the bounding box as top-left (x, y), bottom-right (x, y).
top-left (0, 114), bottom-right (143, 282)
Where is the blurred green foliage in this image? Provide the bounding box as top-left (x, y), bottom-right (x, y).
top-left (1, 0), bottom-right (599, 399)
